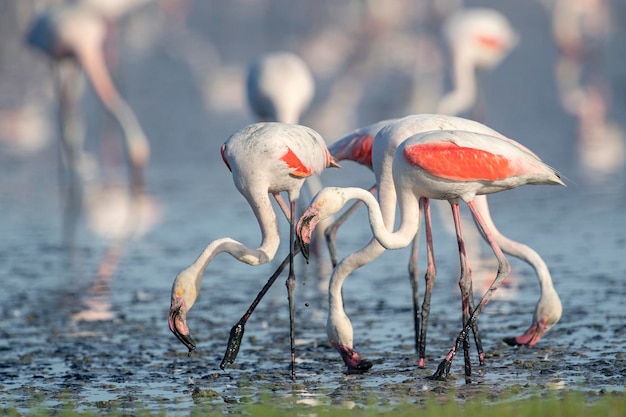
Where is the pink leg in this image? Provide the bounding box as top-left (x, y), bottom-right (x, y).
top-left (430, 199), bottom-right (511, 382)
top-left (449, 202), bottom-right (473, 381)
top-left (272, 192), bottom-right (291, 221)
top-left (417, 198), bottom-right (436, 368)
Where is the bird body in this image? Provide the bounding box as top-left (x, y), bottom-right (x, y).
top-left (397, 131), bottom-right (561, 203)
top-left (300, 130), bottom-right (562, 250)
top-left (222, 123), bottom-right (333, 202)
top-left (169, 122), bottom-right (339, 368)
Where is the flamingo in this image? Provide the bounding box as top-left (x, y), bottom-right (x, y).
top-left (323, 115), bottom-right (562, 370)
top-left (436, 8), bottom-right (518, 117)
top-left (168, 122), bottom-right (339, 379)
top-left (26, 2), bottom-right (151, 199)
top-left (246, 51), bottom-right (315, 125)
top-left (297, 127), bottom-right (564, 382)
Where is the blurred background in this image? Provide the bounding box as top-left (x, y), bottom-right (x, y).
top-left (0, 0), bottom-right (625, 408)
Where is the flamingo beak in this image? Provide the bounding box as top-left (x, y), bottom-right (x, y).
top-left (296, 212), bottom-right (317, 263)
top-left (168, 297), bottom-right (196, 352)
top-left (503, 320), bottom-right (547, 347)
top-left (329, 158), bottom-right (342, 169)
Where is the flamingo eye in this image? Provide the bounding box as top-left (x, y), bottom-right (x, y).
top-left (176, 288), bottom-right (184, 297)
top-left (317, 200), bottom-right (325, 207)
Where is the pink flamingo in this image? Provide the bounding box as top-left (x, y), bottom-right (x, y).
top-left (26, 2), bottom-right (151, 197)
top-left (437, 7), bottom-right (518, 117)
top-left (168, 122), bottom-right (339, 379)
top-left (297, 127), bottom-right (564, 382)
top-left (324, 115), bottom-right (562, 369)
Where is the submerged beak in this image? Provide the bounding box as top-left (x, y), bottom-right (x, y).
top-left (168, 297), bottom-right (196, 352)
top-left (503, 320), bottom-right (548, 347)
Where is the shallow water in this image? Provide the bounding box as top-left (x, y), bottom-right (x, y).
top-left (1, 0), bottom-right (626, 414)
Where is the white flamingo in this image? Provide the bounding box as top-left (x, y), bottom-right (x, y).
top-left (168, 122), bottom-right (339, 379)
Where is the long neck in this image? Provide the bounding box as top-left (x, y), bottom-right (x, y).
top-left (185, 191), bottom-right (282, 291)
top-left (326, 186), bottom-right (420, 347)
top-left (344, 187), bottom-right (420, 252)
top-left (76, 44), bottom-right (150, 191)
top-left (327, 236), bottom-right (386, 347)
top-left (437, 52), bottom-right (477, 116)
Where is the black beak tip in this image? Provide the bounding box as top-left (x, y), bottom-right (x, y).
top-left (181, 334), bottom-right (197, 352)
top-left (502, 337), bottom-right (519, 346)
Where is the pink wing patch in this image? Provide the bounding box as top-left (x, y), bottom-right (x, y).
top-left (281, 147), bottom-right (312, 177)
top-left (331, 134), bottom-right (374, 168)
top-left (403, 142), bottom-right (518, 181)
top-left (350, 135), bottom-right (374, 168)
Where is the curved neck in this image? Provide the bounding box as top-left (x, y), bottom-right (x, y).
top-left (329, 237), bottom-right (385, 311)
top-left (187, 191), bottom-right (282, 286)
top-left (342, 187), bottom-right (420, 252)
top-left (437, 54), bottom-right (477, 116)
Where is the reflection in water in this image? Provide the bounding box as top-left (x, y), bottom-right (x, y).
top-left (72, 185), bottom-right (162, 322)
top-left (21, 1), bottom-right (160, 321)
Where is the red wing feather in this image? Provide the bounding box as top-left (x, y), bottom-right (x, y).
top-left (281, 147), bottom-right (312, 177)
top-left (403, 142), bottom-right (517, 181)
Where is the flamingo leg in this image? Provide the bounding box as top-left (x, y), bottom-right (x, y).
top-left (286, 199), bottom-right (298, 380)
top-left (408, 219), bottom-right (420, 363)
top-left (325, 184), bottom-right (377, 267)
top-left (272, 192), bottom-right (291, 221)
top-left (418, 198), bottom-right (436, 368)
top-left (220, 247), bottom-right (298, 369)
top-left (430, 199), bottom-right (511, 382)
top-left (449, 202), bottom-right (473, 382)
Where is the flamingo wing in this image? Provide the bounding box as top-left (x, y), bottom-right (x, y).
top-left (403, 142), bottom-right (523, 181)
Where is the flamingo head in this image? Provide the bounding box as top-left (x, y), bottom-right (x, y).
top-left (504, 289), bottom-right (562, 347)
top-left (296, 187), bottom-right (347, 262)
top-left (168, 269), bottom-right (199, 352)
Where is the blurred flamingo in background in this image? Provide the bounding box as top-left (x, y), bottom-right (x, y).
top-left (317, 114), bottom-right (563, 370)
top-left (296, 127), bottom-right (564, 382)
top-left (436, 7), bottom-right (518, 117)
top-left (549, 0), bottom-right (626, 183)
top-left (26, 1), bottom-right (152, 241)
top-left (168, 122), bottom-right (339, 379)
top-left (246, 51), bottom-right (315, 125)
